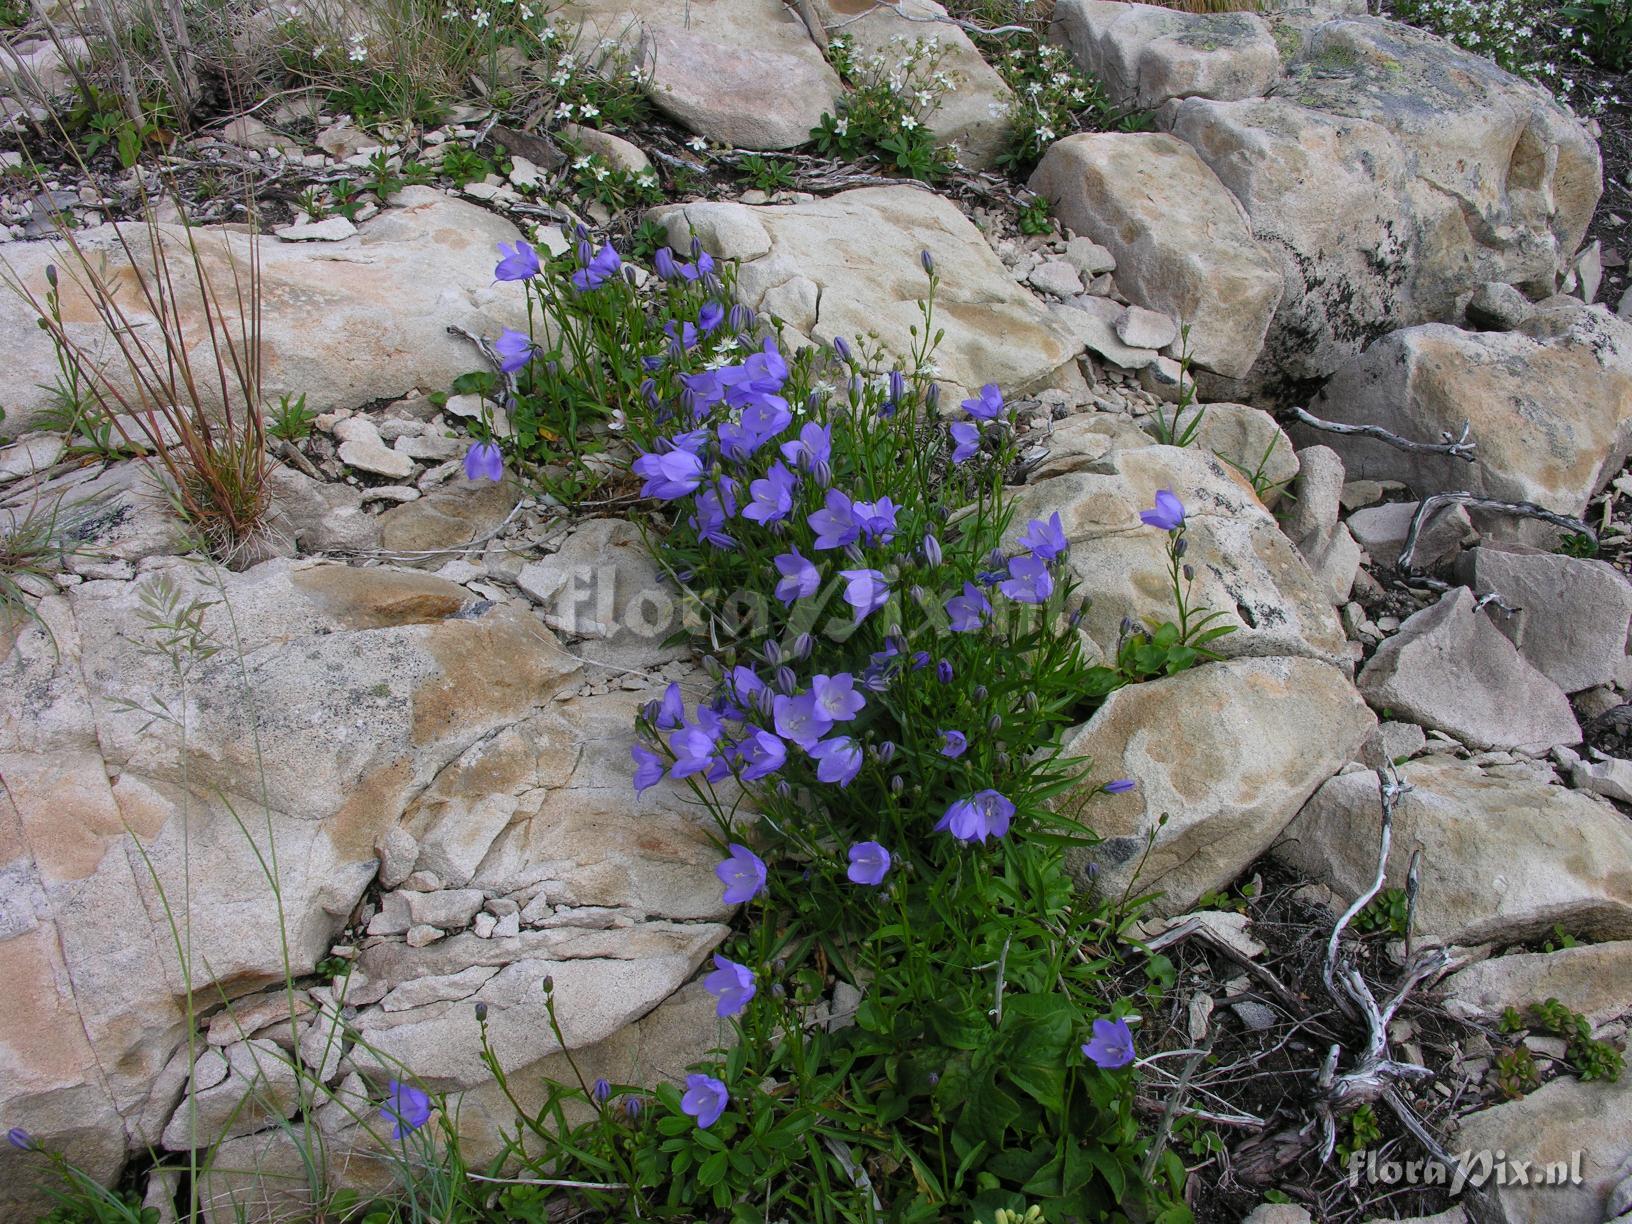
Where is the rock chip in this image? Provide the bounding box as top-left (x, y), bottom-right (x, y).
top-left (161, 1039), bottom-right (300, 1149)
top-left (1059, 654), bottom-right (1373, 913)
top-left (1277, 757), bottom-right (1632, 944)
top-left (1357, 587), bottom-right (1580, 752)
top-left (1030, 133), bottom-right (1283, 380)
top-left (1346, 500), bottom-right (1475, 571)
top-left (1115, 305), bottom-right (1178, 350)
top-left (514, 517), bottom-right (684, 671)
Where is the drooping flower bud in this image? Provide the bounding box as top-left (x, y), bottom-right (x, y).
top-left (833, 335), bottom-right (852, 363)
top-left (1183, 563), bottom-right (1195, 582)
top-left (922, 533), bottom-right (942, 567)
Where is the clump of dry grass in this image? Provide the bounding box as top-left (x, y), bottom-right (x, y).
top-left (4, 189), bottom-right (274, 565)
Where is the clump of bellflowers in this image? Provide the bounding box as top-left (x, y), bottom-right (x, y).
top-left (811, 33), bottom-right (960, 181)
top-left (600, 253), bottom-right (1185, 1219)
top-left (466, 236), bottom-right (1187, 1217)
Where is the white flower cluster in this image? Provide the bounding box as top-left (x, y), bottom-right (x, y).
top-left (1395, 0), bottom-right (1622, 113)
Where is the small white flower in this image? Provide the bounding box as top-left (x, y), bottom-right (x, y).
top-left (470, 7), bottom-right (490, 25)
top-left (833, 117), bottom-right (848, 136)
top-left (900, 115), bottom-right (919, 131)
top-left (555, 102), bottom-right (575, 119)
top-left (580, 103), bottom-right (599, 118)
top-left (572, 155), bottom-right (592, 170)
top-left (687, 135), bottom-right (709, 151)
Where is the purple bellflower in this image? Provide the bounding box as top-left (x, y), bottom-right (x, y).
top-left (1140, 489), bottom-right (1185, 532)
top-left (960, 382), bottom-right (1004, 420)
top-left (494, 240), bottom-right (539, 281)
top-left (935, 789), bottom-right (1015, 844)
top-left (681, 1074), bottom-right (729, 1128)
top-left (463, 441), bottom-right (504, 482)
top-left (846, 841), bottom-right (892, 885)
top-left (704, 954), bottom-right (757, 1018)
top-left (715, 843), bottom-right (767, 904)
top-left (1082, 1017), bottom-right (1136, 1069)
top-left (381, 1080), bottom-right (432, 1139)
top-left (773, 550), bottom-right (821, 605)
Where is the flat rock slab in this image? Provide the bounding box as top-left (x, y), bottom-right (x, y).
top-left (652, 187), bottom-right (1083, 396)
top-left (0, 187), bottom-right (531, 437)
top-left (1012, 418), bottom-right (1349, 666)
top-left (1439, 941), bottom-right (1632, 1027)
top-left (1301, 310), bottom-right (1632, 518)
top-left (1059, 654), bottom-right (1373, 913)
top-left (1358, 587), bottom-right (1580, 753)
top-left (1453, 1075), bottom-right (1632, 1224)
top-left (1276, 757), bottom-right (1632, 945)
top-left (1464, 547), bottom-right (1632, 694)
top-left (562, 0), bottom-right (841, 149)
top-left (1029, 132), bottom-right (1282, 381)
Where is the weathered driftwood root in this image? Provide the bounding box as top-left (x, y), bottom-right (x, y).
top-left (1396, 491), bottom-right (1596, 573)
top-left (1292, 407), bottom-right (1477, 464)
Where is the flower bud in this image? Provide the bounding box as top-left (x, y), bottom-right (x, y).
top-left (925, 383), bottom-right (940, 412)
top-left (1183, 563), bottom-right (1195, 582)
top-left (887, 622), bottom-right (904, 640)
top-left (936, 659), bottom-right (954, 684)
top-left (849, 373), bottom-right (865, 405)
top-left (877, 740), bottom-right (896, 764)
top-left (691, 236), bottom-right (704, 261)
top-left (889, 369), bottom-right (905, 405)
top-left (844, 543), bottom-right (865, 564)
top-left (592, 1077), bottom-right (612, 1103)
top-left (1069, 608), bottom-right (1084, 628)
top-left (811, 459), bottom-right (833, 487)
top-left (776, 780), bottom-right (792, 800)
top-left (7, 1128), bottom-right (34, 1151)
top-left (987, 714), bottom-right (1002, 734)
top-left (833, 335), bottom-right (852, 363)
top-left (774, 664), bottom-right (797, 694)
top-left (974, 685), bottom-right (988, 703)
top-left (542, 975), bottom-right (555, 994)
top-left (1119, 615), bottom-right (1135, 638)
top-left (44, 264), bottom-right (58, 288)
top-left (922, 533), bottom-right (942, 567)
top-left (702, 654), bottom-right (723, 680)
top-left (762, 639), bottom-right (782, 665)
top-left (995, 750), bottom-right (1009, 771)
top-left (792, 632), bottom-right (814, 660)
top-left (625, 1096), bottom-right (643, 1120)
top-left (1022, 692), bottom-right (1038, 713)
top-left (920, 249), bottom-right (935, 276)
top-left (753, 687), bottom-right (776, 718)
top-left (1174, 536), bottom-right (1188, 559)
top-left (475, 1001), bottom-right (488, 1022)
top-left (728, 303), bottom-right (753, 335)
top-left (909, 584), bottom-right (926, 604)
top-left (654, 247), bottom-right (678, 279)
top-left (927, 1072), bottom-right (940, 1086)
top-left (891, 775), bottom-right (905, 794)
top-left (576, 239), bottom-right (592, 266)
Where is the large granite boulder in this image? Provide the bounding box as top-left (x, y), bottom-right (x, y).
top-left (1301, 307), bottom-right (1632, 518)
top-left (1042, 4), bottom-right (1601, 402)
top-left (560, 0), bottom-right (842, 149)
top-left (1277, 757), bottom-right (1632, 945)
top-left (652, 187), bottom-right (1085, 396)
top-left (1029, 132), bottom-right (1283, 381)
top-left (1060, 654), bottom-right (1373, 912)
